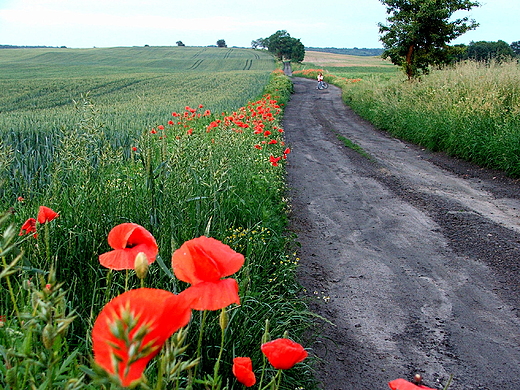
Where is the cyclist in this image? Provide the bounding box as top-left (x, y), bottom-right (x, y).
top-left (317, 72), bottom-right (324, 89)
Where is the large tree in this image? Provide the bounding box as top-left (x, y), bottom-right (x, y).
top-left (378, 0), bottom-right (480, 79)
top-left (262, 30), bottom-right (305, 63)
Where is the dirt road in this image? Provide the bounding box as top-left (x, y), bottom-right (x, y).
top-left (283, 77), bottom-right (520, 390)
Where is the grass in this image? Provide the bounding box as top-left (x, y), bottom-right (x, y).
top-left (0, 47), bottom-right (316, 389)
top-left (335, 134), bottom-right (372, 160)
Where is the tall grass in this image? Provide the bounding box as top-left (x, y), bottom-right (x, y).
top-left (340, 60), bottom-right (520, 177)
top-left (0, 48), bottom-right (316, 389)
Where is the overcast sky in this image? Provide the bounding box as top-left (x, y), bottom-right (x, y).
top-left (0, 0), bottom-right (517, 49)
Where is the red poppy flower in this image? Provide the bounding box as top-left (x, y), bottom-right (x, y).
top-left (269, 155), bottom-right (281, 166)
top-left (92, 288), bottom-right (192, 387)
top-left (171, 236), bottom-right (244, 310)
top-left (261, 338), bottom-right (308, 370)
top-left (99, 223), bottom-right (158, 270)
top-left (232, 357), bottom-right (256, 387)
top-left (19, 218), bottom-right (37, 237)
top-left (388, 379), bottom-right (437, 390)
top-left (37, 206), bottom-right (59, 224)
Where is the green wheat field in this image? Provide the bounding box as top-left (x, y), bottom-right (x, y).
top-left (0, 46), bottom-right (317, 389)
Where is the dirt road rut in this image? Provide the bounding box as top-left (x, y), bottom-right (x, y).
top-left (283, 77), bottom-right (520, 390)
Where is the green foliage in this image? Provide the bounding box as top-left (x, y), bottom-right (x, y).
top-left (378, 0), bottom-right (480, 79)
top-left (261, 31), bottom-right (305, 63)
top-left (466, 40), bottom-right (515, 61)
top-left (511, 41), bottom-right (520, 56)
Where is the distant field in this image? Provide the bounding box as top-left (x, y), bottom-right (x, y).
top-left (300, 49), bottom-right (399, 79)
top-left (0, 46), bottom-right (274, 78)
top-left (0, 46), bottom-right (274, 137)
top-left (303, 50), bottom-right (390, 67)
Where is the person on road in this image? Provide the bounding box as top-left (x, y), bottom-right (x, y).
top-left (317, 72), bottom-right (324, 89)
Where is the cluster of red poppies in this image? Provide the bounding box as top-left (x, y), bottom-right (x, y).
top-left (138, 95), bottom-right (289, 168)
top-left (92, 223), bottom-right (308, 387)
top-left (19, 206), bottom-right (59, 239)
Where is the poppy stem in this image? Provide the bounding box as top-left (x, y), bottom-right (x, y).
top-left (44, 222), bottom-right (51, 266)
top-left (259, 370), bottom-right (281, 390)
top-left (193, 310), bottom-right (208, 379)
top-left (275, 370), bottom-right (283, 389)
top-left (104, 269), bottom-right (113, 304)
top-left (125, 269), bottom-right (129, 291)
top-left (211, 314), bottom-right (226, 389)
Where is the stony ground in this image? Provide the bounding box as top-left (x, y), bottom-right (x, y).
top-left (282, 77), bottom-right (520, 390)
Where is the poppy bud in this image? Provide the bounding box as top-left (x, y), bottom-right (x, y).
top-left (219, 307), bottom-right (229, 331)
top-left (134, 252), bottom-right (149, 280)
top-left (42, 323), bottom-right (55, 349)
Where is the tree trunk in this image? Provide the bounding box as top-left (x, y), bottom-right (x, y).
top-left (405, 44), bottom-right (414, 79)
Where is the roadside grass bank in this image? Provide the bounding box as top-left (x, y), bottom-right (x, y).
top-left (0, 47), bottom-right (317, 389)
top-left (295, 59), bottom-right (520, 178)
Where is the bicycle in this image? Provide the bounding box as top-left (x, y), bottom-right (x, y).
top-left (317, 81), bottom-right (328, 90)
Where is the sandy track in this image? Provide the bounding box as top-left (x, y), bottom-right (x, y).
top-left (283, 77), bottom-right (520, 390)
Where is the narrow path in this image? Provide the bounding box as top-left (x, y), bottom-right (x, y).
top-left (283, 77), bottom-right (520, 390)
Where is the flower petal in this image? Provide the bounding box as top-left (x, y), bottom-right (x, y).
top-left (92, 288), bottom-right (192, 387)
top-left (37, 206), bottom-right (59, 224)
top-left (172, 236), bottom-right (244, 284)
top-left (99, 224), bottom-right (158, 270)
top-left (261, 338), bottom-right (308, 370)
top-left (180, 279), bottom-right (240, 311)
top-left (388, 378), bottom-right (438, 390)
top-left (232, 357), bottom-right (256, 387)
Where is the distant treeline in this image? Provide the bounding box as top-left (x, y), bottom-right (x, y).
top-left (306, 47), bottom-right (384, 56)
top-left (0, 45), bottom-right (66, 49)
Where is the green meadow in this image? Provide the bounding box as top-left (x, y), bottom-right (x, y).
top-left (0, 47), bottom-right (317, 389)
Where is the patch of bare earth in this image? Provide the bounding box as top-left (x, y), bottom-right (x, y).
top-left (283, 77), bottom-right (520, 390)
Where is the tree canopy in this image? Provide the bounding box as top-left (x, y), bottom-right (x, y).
top-left (466, 40), bottom-right (515, 61)
top-left (378, 0), bottom-right (480, 79)
top-left (216, 39), bottom-right (227, 48)
top-left (257, 30), bottom-right (305, 63)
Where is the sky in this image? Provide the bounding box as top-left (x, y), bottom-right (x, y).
top-left (0, 0), bottom-right (518, 49)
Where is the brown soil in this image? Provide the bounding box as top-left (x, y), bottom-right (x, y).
top-left (283, 77), bottom-right (520, 390)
